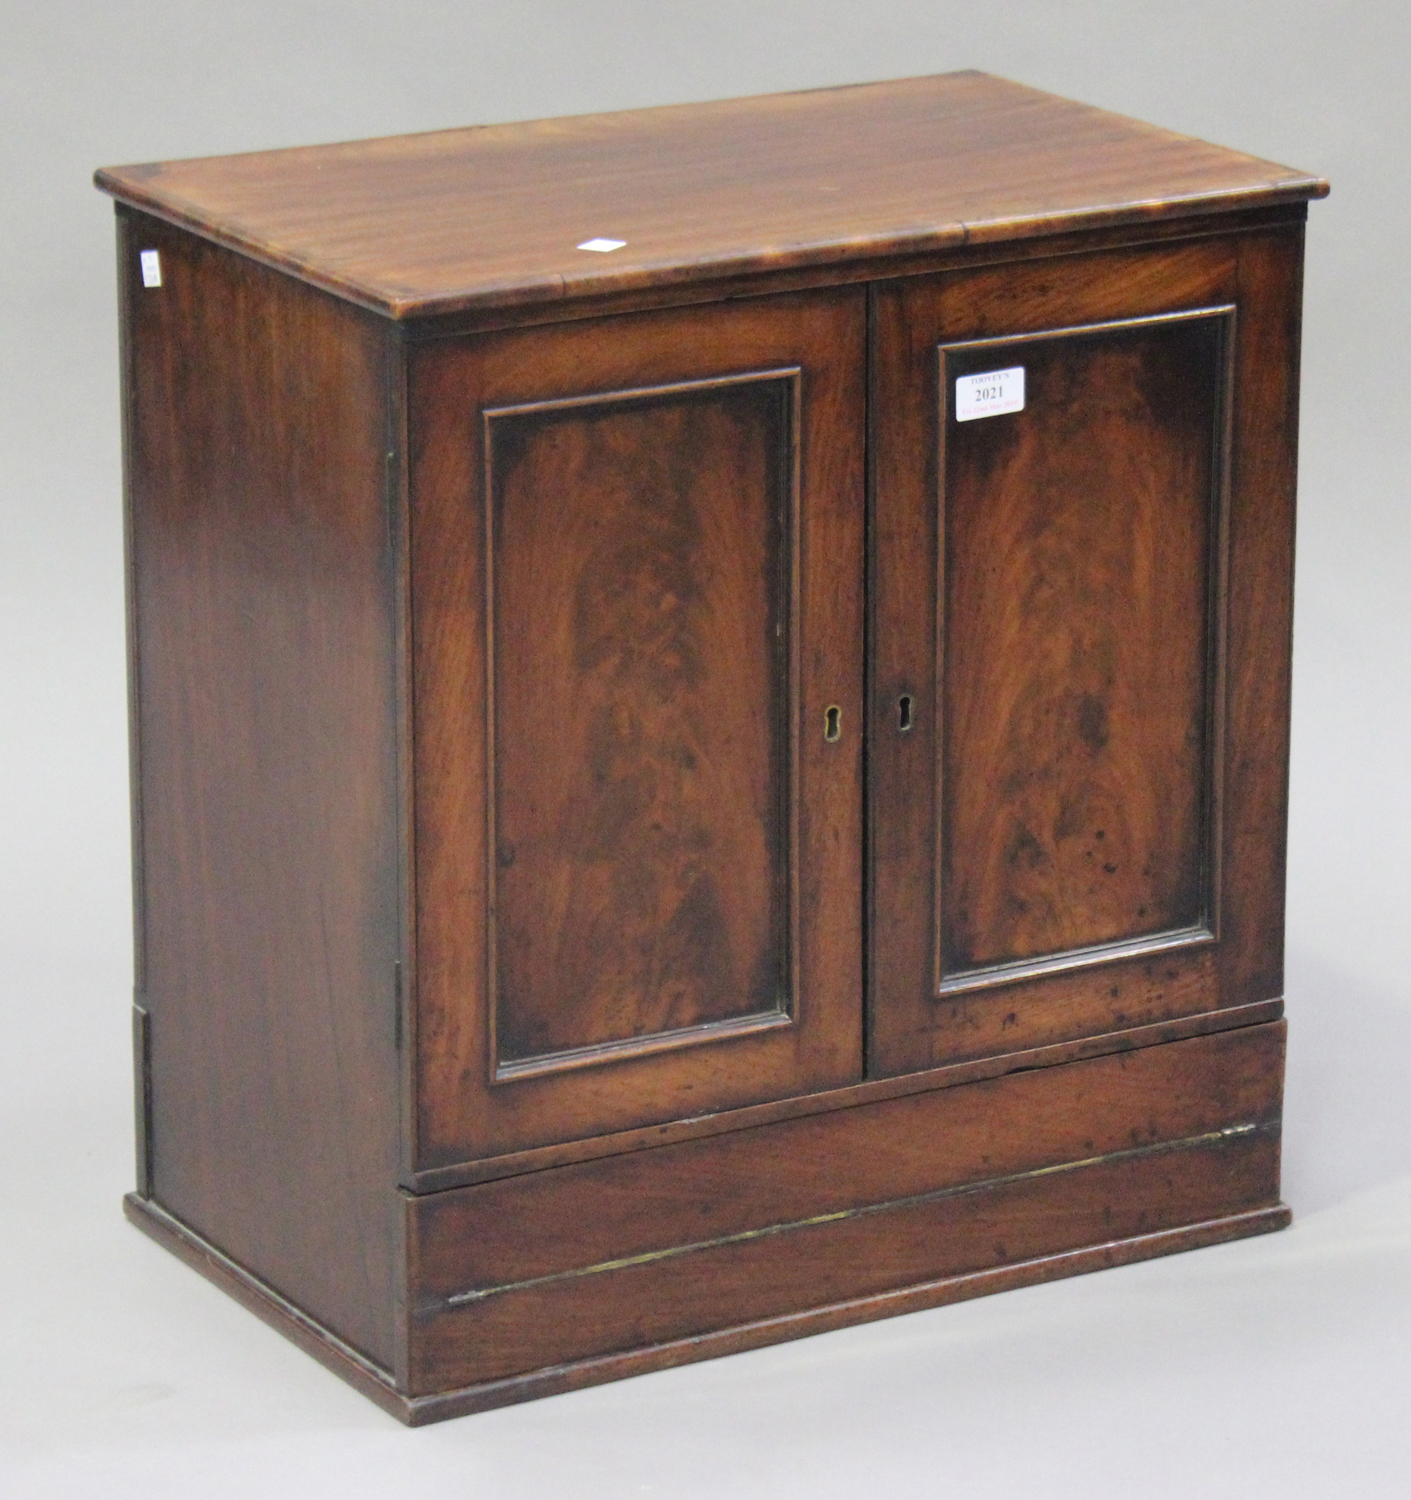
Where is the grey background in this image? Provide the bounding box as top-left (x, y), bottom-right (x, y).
top-left (3, 2), bottom-right (1407, 1493)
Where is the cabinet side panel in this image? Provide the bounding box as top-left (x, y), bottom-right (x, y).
top-left (122, 211), bottom-right (401, 1366)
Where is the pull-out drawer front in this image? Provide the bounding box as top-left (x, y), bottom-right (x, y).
top-left (405, 1022), bottom-right (1285, 1397)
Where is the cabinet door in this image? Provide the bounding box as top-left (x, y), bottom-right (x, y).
top-left (409, 289), bottom-right (865, 1168)
top-left (869, 233), bottom-right (1303, 1077)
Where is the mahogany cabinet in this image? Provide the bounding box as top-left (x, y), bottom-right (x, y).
top-left (96, 72), bottom-right (1326, 1423)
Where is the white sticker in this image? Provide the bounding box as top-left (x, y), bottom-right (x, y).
top-left (956, 366), bottom-right (1024, 422)
top-left (139, 249), bottom-right (162, 288)
top-left (576, 237), bottom-right (627, 253)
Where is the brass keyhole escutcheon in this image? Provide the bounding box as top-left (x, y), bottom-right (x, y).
top-left (824, 705), bottom-right (842, 742)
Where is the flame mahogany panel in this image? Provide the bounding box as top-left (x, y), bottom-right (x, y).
top-left (938, 311), bottom-right (1228, 978)
top-left (488, 377), bottom-right (794, 1067)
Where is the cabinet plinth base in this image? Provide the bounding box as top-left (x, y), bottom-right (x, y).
top-left (125, 1169), bottom-right (1290, 1426)
top-left (405, 1202), bottom-right (1290, 1426)
top-left (122, 1194), bottom-right (408, 1421)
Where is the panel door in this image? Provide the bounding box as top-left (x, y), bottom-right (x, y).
top-left (409, 289), bottom-right (865, 1168)
top-left (869, 232), bottom-right (1304, 1077)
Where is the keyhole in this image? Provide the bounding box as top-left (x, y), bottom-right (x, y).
top-left (898, 694), bottom-right (914, 732)
top-left (824, 705), bottom-right (841, 742)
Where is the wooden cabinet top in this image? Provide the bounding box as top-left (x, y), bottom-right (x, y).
top-left (95, 71), bottom-right (1325, 321)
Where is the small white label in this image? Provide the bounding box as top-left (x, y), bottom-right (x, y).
top-left (956, 366), bottom-right (1024, 422)
top-left (139, 249), bottom-right (162, 288)
top-left (576, 237), bottom-right (627, 253)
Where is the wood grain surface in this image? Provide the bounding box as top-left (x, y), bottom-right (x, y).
top-left (123, 1189), bottom-right (1292, 1426)
top-left (411, 1022), bottom-right (1284, 1299)
top-left (407, 1022), bottom-right (1285, 1392)
top-left (1216, 229), bottom-right (1305, 1004)
top-left (106, 76), bottom-right (1319, 1423)
top-left (489, 378), bottom-right (793, 1067)
top-left (95, 73), bottom-right (1326, 319)
top-left (939, 309), bottom-right (1226, 974)
top-left (409, 289), bottom-right (865, 1165)
top-left (120, 210), bottom-right (402, 1366)
top-left (413, 1133), bottom-right (1280, 1391)
top-left (867, 231), bottom-right (1301, 1077)
top-left (406, 995), bottom-right (1281, 1193)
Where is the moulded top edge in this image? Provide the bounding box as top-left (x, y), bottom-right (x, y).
top-left (95, 71), bottom-right (1328, 321)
